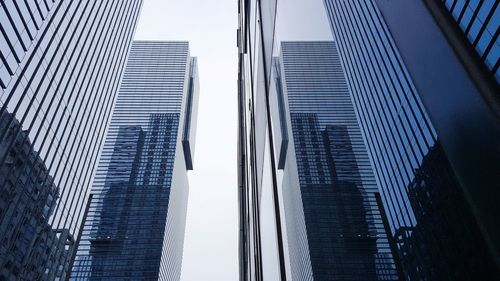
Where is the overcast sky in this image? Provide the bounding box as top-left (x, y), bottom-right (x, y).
top-left (134, 1), bottom-right (239, 280)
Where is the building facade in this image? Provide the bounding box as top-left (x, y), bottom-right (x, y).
top-left (237, 0), bottom-right (500, 280)
top-left (440, 0), bottom-right (499, 83)
top-left (0, 1), bottom-right (142, 280)
top-left (274, 41), bottom-right (400, 281)
top-left (324, 0), bottom-right (500, 280)
top-left (69, 41), bottom-right (198, 281)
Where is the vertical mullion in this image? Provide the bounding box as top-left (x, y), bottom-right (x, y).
top-left (11, 0), bottom-right (35, 40)
top-left (472, 1), bottom-right (499, 47)
top-left (465, 0), bottom-right (484, 35)
top-left (23, 0), bottom-right (40, 30)
top-left (0, 3), bottom-right (28, 51)
top-left (457, 0), bottom-right (471, 24)
top-left (480, 25), bottom-right (499, 61)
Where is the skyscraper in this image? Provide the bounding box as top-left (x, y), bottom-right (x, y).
top-left (237, 0), bottom-right (500, 280)
top-left (272, 41), bottom-right (400, 281)
top-left (69, 41), bottom-right (198, 281)
top-left (439, 0), bottom-right (499, 83)
top-left (324, 0), bottom-right (500, 280)
top-left (0, 1), bottom-right (142, 280)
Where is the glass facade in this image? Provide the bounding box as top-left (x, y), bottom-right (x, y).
top-left (237, 0), bottom-right (288, 279)
top-left (274, 41), bottom-right (400, 281)
top-left (324, 0), bottom-right (500, 280)
top-left (442, 0), bottom-right (499, 82)
top-left (238, 0), bottom-right (500, 280)
top-left (0, 1), bottom-right (142, 280)
top-left (70, 41), bottom-right (197, 281)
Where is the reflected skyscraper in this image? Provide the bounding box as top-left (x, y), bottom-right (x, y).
top-left (70, 41), bottom-right (199, 281)
top-left (272, 42), bottom-right (400, 281)
top-left (237, 0), bottom-right (500, 280)
top-left (0, 1), bottom-right (142, 280)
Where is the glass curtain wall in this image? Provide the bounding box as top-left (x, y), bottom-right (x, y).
top-left (441, 0), bottom-right (499, 82)
top-left (238, 0), bottom-right (500, 280)
top-left (0, 1), bottom-right (142, 280)
top-left (238, 1), bottom-right (401, 280)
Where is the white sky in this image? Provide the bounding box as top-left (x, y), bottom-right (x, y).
top-left (134, 1), bottom-right (239, 280)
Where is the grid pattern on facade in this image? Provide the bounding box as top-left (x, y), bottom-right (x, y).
top-left (323, 1), bottom-right (499, 280)
top-left (70, 41), bottom-right (192, 281)
top-left (0, 1), bottom-right (142, 280)
top-left (442, 0), bottom-right (499, 82)
top-left (71, 114), bottom-right (179, 280)
top-left (0, 0), bottom-right (53, 89)
top-left (278, 41), bottom-right (399, 281)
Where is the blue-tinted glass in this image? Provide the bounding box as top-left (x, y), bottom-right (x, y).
top-left (239, 0), bottom-right (500, 280)
top-left (70, 41), bottom-right (196, 281)
top-left (444, 0), bottom-right (500, 83)
top-left (324, 0), bottom-right (500, 280)
top-left (276, 42), bottom-right (399, 280)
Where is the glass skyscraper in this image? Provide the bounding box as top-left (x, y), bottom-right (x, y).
top-left (0, 1), bottom-right (142, 280)
top-left (273, 41), bottom-right (400, 281)
top-left (70, 41), bottom-right (198, 281)
top-left (325, 0), bottom-right (500, 280)
top-left (237, 0), bottom-right (500, 280)
top-left (441, 0), bottom-right (499, 82)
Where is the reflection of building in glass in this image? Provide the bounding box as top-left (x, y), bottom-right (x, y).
top-left (70, 41), bottom-right (198, 281)
top-left (290, 114), bottom-right (379, 280)
top-left (0, 1), bottom-right (142, 279)
top-left (275, 42), bottom-right (400, 281)
top-left (87, 114), bottom-right (179, 279)
top-left (238, 1), bottom-right (500, 280)
top-left (396, 143), bottom-right (496, 281)
top-left (87, 125), bottom-right (144, 278)
top-left (0, 112), bottom-right (73, 281)
top-left (324, 0), bottom-right (500, 280)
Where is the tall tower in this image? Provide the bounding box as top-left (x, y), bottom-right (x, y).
top-left (69, 41), bottom-right (199, 281)
top-left (0, 1), bottom-right (142, 280)
top-left (324, 0), bottom-right (500, 280)
top-left (273, 41), bottom-right (400, 281)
